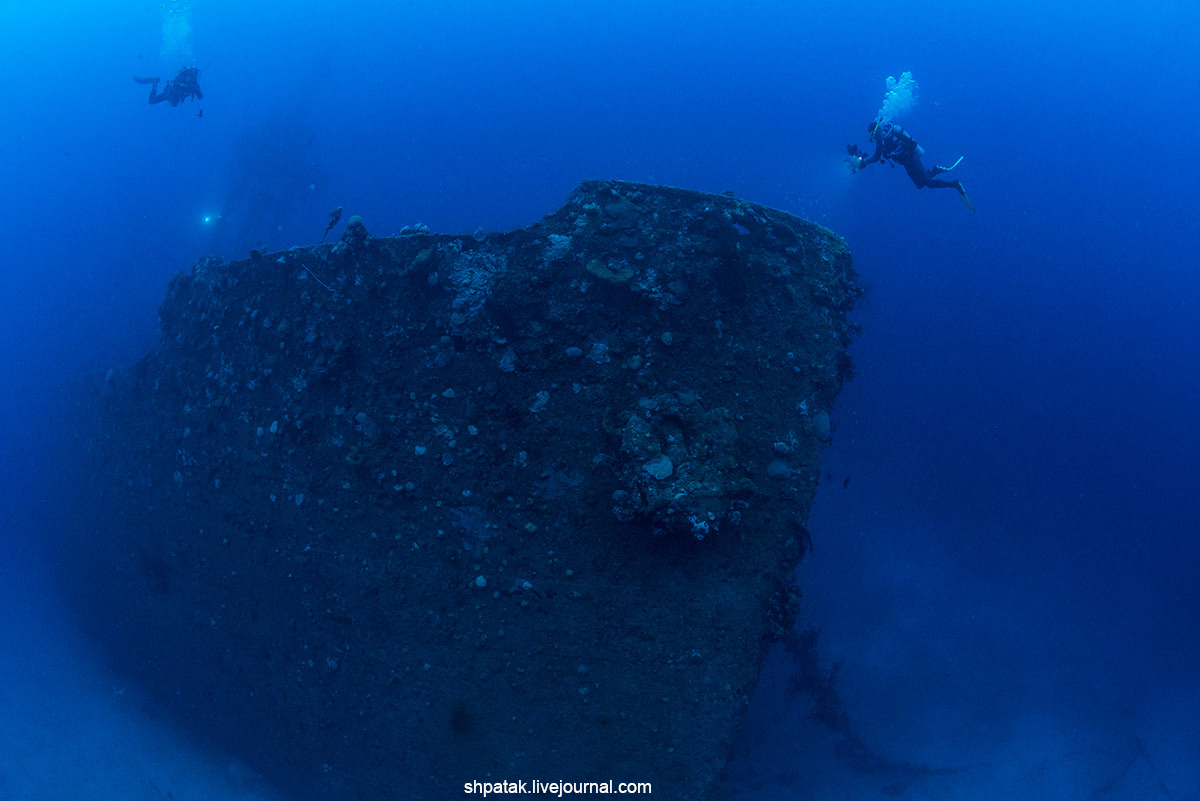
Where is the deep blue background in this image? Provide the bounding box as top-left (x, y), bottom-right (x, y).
top-left (1, 1), bottom-right (1197, 798)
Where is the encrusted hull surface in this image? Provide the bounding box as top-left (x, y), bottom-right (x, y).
top-left (65, 180), bottom-right (859, 800)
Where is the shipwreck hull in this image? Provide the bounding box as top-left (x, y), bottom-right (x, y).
top-left (65, 180), bottom-right (859, 799)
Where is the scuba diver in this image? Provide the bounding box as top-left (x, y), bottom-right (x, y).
top-left (133, 66), bottom-right (203, 107)
top-left (847, 119), bottom-right (974, 212)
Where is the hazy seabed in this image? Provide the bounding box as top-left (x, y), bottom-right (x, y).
top-left (726, 493), bottom-right (1200, 801)
top-left (0, 536), bottom-right (287, 801)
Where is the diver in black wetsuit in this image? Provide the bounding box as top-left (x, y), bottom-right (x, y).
top-left (133, 66), bottom-right (203, 107)
top-left (847, 120), bottom-right (974, 211)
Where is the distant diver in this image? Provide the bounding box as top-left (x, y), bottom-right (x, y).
top-left (320, 206), bottom-right (343, 243)
top-left (846, 120), bottom-right (974, 212)
top-left (133, 66), bottom-right (203, 107)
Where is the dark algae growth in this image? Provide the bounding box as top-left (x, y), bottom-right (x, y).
top-left (63, 181), bottom-right (860, 799)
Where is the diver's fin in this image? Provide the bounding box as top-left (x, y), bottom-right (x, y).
top-left (934, 156), bottom-right (964, 174)
top-left (133, 75), bottom-right (160, 85)
top-left (960, 188), bottom-right (975, 213)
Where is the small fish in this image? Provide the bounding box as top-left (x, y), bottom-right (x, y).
top-left (842, 476), bottom-right (851, 489)
top-left (197, 108), bottom-right (203, 118)
top-left (320, 206), bottom-right (343, 243)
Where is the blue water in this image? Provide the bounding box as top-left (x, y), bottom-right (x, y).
top-left (2, 1), bottom-right (1197, 798)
